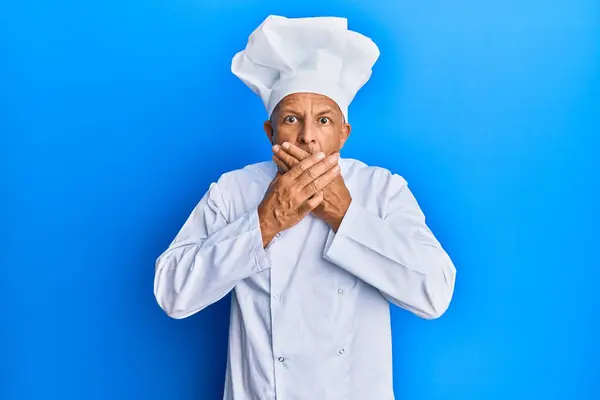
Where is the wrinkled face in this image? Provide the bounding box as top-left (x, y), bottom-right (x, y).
top-left (264, 93), bottom-right (351, 156)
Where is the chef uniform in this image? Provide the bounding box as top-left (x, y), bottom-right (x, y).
top-left (154, 15), bottom-right (456, 400)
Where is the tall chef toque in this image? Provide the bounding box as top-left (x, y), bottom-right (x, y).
top-left (231, 15), bottom-right (380, 122)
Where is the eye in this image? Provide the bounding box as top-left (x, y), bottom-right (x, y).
top-left (319, 117), bottom-right (331, 125)
top-left (284, 116), bottom-right (298, 124)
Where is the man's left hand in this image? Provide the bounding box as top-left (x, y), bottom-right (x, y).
top-left (272, 142), bottom-right (351, 232)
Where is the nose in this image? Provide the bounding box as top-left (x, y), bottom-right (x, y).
top-left (298, 122), bottom-right (317, 146)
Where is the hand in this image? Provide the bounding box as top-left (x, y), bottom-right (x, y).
top-left (272, 143), bottom-right (352, 232)
top-left (258, 151), bottom-right (341, 247)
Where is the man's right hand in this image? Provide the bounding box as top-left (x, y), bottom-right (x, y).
top-left (257, 151), bottom-right (340, 247)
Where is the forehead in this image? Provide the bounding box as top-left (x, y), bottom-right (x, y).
top-left (276, 93), bottom-right (341, 113)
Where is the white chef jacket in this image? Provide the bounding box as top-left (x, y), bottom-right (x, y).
top-left (154, 157), bottom-right (456, 400)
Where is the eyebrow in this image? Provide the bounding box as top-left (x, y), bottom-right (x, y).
top-left (278, 107), bottom-right (337, 116)
top-left (278, 107), bottom-right (301, 115)
top-left (315, 108), bottom-right (336, 116)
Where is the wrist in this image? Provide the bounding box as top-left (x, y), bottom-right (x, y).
top-left (261, 228), bottom-right (276, 248)
top-left (328, 212), bottom-right (346, 233)
top-left (258, 209), bottom-right (277, 248)
top-left (329, 197), bottom-right (351, 233)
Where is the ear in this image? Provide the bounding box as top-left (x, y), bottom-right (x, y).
top-left (339, 122), bottom-right (352, 149)
top-left (264, 120), bottom-right (275, 144)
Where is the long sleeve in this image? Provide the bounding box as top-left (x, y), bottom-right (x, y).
top-left (154, 181), bottom-right (271, 319)
top-left (323, 173), bottom-right (456, 319)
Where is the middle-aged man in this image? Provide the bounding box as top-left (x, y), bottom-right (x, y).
top-left (154, 15), bottom-right (457, 400)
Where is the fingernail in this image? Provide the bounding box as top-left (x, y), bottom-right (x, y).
top-left (282, 142), bottom-right (291, 149)
top-left (316, 152), bottom-right (325, 159)
top-left (329, 153), bottom-right (339, 162)
top-left (272, 144), bottom-right (280, 152)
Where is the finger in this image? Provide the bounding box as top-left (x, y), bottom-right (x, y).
top-left (272, 155), bottom-right (290, 173)
top-left (281, 142), bottom-right (311, 161)
top-left (300, 163), bottom-right (341, 198)
top-left (297, 153), bottom-right (339, 189)
top-left (273, 146), bottom-right (301, 169)
top-left (299, 190), bottom-right (324, 215)
top-left (286, 152), bottom-right (327, 180)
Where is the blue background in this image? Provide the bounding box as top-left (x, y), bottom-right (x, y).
top-left (2, 1), bottom-right (599, 399)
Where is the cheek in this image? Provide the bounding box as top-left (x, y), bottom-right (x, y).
top-left (277, 125), bottom-right (297, 137)
top-left (274, 125), bottom-right (299, 142)
top-left (320, 127), bottom-right (342, 148)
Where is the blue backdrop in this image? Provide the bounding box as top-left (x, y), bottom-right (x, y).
top-left (3, 1), bottom-right (599, 399)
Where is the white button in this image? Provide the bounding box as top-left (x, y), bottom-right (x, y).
top-left (338, 348), bottom-right (345, 355)
top-left (337, 288), bottom-right (344, 294)
top-left (278, 357), bottom-right (285, 362)
top-left (273, 294), bottom-right (281, 301)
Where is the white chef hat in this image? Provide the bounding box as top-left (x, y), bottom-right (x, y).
top-left (231, 15), bottom-right (380, 122)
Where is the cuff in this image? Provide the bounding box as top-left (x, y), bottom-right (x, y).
top-left (249, 208), bottom-right (271, 272)
top-left (323, 200), bottom-right (430, 276)
top-left (323, 198), bottom-right (362, 260)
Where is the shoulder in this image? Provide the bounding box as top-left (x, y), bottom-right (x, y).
top-left (341, 157), bottom-right (408, 191)
top-left (208, 160), bottom-right (276, 220)
top-left (340, 157), bottom-right (414, 218)
top-left (215, 160), bottom-right (275, 189)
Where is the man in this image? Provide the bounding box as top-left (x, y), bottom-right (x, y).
top-left (154, 15), bottom-right (456, 400)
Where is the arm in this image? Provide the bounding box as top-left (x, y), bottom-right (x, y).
top-left (154, 181), bottom-right (271, 319)
top-left (322, 174), bottom-right (456, 319)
